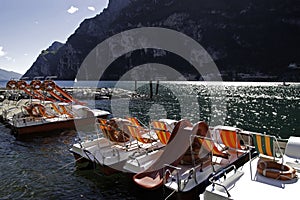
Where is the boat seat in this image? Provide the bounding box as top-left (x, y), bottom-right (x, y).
top-left (184, 122), bottom-right (229, 166)
top-left (126, 124), bottom-right (157, 145)
top-left (252, 133), bottom-right (283, 161)
top-left (214, 171), bottom-right (245, 193)
top-left (283, 136), bottom-right (300, 172)
top-left (250, 133), bottom-right (287, 180)
top-left (214, 126), bottom-right (247, 158)
top-left (151, 120), bottom-right (171, 145)
top-left (126, 116), bottom-right (149, 133)
top-left (204, 190), bottom-right (233, 200)
top-left (97, 118), bottom-right (131, 143)
top-left (284, 136), bottom-right (300, 159)
top-left (204, 171), bottom-right (244, 200)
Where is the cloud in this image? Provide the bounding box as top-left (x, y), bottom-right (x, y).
top-left (67, 6), bottom-right (79, 14)
top-left (4, 56), bottom-right (15, 63)
top-left (5, 56), bottom-right (12, 61)
top-left (88, 6), bottom-right (95, 11)
top-left (0, 46), bottom-right (7, 57)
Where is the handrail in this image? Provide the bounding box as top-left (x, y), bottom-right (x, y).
top-left (163, 164), bottom-right (181, 191)
top-left (209, 164), bottom-right (237, 183)
top-left (211, 182), bottom-right (231, 198)
top-left (103, 147), bottom-right (120, 165)
top-left (129, 149), bottom-right (148, 159)
top-left (128, 155), bottom-right (141, 167)
top-left (208, 165), bottom-right (237, 198)
top-left (163, 163), bottom-right (181, 171)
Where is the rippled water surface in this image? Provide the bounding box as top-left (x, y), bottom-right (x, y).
top-left (0, 81), bottom-right (299, 199)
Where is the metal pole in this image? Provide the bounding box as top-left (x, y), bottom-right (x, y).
top-left (149, 81), bottom-right (153, 99)
top-left (155, 80), bottom-right (159, 95)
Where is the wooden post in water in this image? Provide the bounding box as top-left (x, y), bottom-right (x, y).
top-left (135, 80), bottom-right (137, 92)
top-left (149, 81), bottom-right (153, 99)
top-left (155, 80), bottom-right (159, 95)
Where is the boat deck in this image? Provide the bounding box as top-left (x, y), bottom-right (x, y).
top-left (165, 149), bottom-right (249, 193)
top-left (202, 156), bottom-right (300, 200)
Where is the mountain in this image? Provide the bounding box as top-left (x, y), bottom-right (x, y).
top-left (22, 41), bottom-right (65, 79)
top-left (0, 68), bottom-right (21, 80)
top-left (23, 0), bottom-right (300, 81)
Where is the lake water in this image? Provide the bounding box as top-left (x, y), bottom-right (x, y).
top-left (0, 81), bottom-right (299, 199)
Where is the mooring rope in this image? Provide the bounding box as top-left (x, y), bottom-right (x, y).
top-left (53, 156), bottom-right (84, 174)
top-left (164, 190), bottom-right (176, 200)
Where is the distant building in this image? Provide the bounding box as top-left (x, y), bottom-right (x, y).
top-left (288, 63), bottom-right (300, 70)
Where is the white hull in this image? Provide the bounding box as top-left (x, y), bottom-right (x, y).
top-left (202, 136), bottom-right (300, 200)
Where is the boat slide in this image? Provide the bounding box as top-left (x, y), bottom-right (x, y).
top-left (42, 80), bottom-right (84, 105)
top-left (5, 79), bottom-right (83, 105)
top-left (131, 119), bottom-right (194, 190)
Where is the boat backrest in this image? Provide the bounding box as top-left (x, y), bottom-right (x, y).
top-left (98, 119), bottom-right (130, 143)
top-left (126, 117), bottom-right (143, 127)
top-left (98, 118), bottom-right (107, 125)
top-left (126, 124), bottom-right (154, 144)
top-left (250, 133), bottom-right (284, 163)
top-left (126, 117), bottom-right (150, 134)
top-left (214, 126), bottom-right (244, 150)
top-left (96, 119), bottom-right (112, 140)
top-left (198, 137), bottom-right (224, 156)
top-left (151, 121), bottom-right (171, 145)
top-left (252, 133), bottom-right (275, 157)
top-left (249, 133), bottom-right (284, 180)
top-left (191, 122), bottom-right (229, 159)
top-left (220, 129), bottom-right (241, 149)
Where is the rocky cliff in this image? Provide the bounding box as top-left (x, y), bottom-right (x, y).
top-left (23, 0), bottom-right (300, 81)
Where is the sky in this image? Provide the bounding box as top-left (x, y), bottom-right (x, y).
top-left (0, 0), bottom-right (109, 75)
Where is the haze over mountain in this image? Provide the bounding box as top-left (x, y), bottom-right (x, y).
top-left (0, 68), bottom-right (21, 80)
top-left (23, 0), bottom-right (300, 81)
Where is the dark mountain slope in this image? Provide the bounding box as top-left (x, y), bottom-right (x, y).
top-left (23, 0), bottom-right (300, 81)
